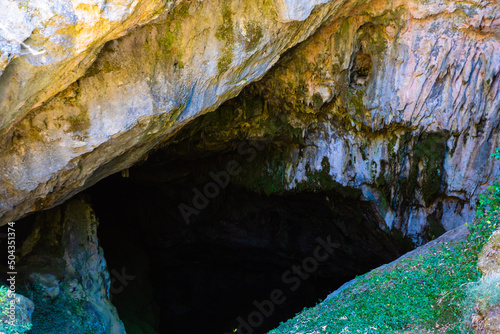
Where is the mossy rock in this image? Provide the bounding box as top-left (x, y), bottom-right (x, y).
top-left (415, 133), bottom-right (447, 205)
top-left (68, 110), bottom-right (90, 133)
top-left (402, 133), bottom-right (447, 206)
top-left (478, 229), bottom-right (500, 276)
top-left (20, 283), bottom-right (107, 334)
top-left (244, 20), bottom-right (263, 51)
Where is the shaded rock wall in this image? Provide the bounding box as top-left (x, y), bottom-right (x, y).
top-left (15, 196), bottom-right (124, 334)
top-left (0, 0), bottom-right (344, 224)
top-left (0, 0), bottom-right (499, 243)
top-left (142, 0), bottom-right (500, 242)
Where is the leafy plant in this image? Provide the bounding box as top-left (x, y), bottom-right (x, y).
top-left (463, 273), bottom-right (500, 323)
top-left (468, 157), bottom-right (500, 253)
top-left (270, 239), bottom-right (478, 333)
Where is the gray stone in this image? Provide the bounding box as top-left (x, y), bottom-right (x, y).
top-left (0, 0), bottom-right (499, 245)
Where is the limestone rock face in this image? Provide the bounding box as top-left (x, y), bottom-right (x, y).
top-left (0, 0), bottom-right (343, 224)
top-left (0, 0), bottom-right (168, 133)
top-left (138, 0), bottom-right (500, 242)
top-left (0, 0), bottom-right (499, 244)
top-left (245, 0), bottom-right (500, 243)
top-left (17, 196), bottom-right (125, 333)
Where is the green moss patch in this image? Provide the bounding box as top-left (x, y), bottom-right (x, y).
top-left (68, 109), bottom-right (90, 133)
top-left (0, 286), bottom-right (32, 334)
top-left (296, 157), bottom-right (336, 192)
top-left (414, 133), bottom-right (447, 206)
top-left (244, 20), bottom-right (263, 51)
top-left (155, 2), bottom-right (190, 62)
top-left (216, 3), bottom-right (235, 74)
top-left (271, 235), bottom-right (479, 333)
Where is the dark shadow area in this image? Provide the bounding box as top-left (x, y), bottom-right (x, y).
top-left (1, 136), bottom-right (414, 334)
top-left (88, 156), bottom-right (409, 334)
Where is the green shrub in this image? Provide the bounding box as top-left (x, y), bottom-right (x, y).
top-left (461, 146), bottom-right (500, 329)
top-left (468, 151), bottom-right (500, 253)
top-left (464, 273), bottom-right (500, 322)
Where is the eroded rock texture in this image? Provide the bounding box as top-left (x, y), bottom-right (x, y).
top-left (0, 0), bottom-right (344, 224)
top-left (0, 0), bottom-right (499, 243)
top-left (16, 196), bottom-right (125, 334)
top-left (217, 0), bottom-right (500, 243)
top-left (0, 0), bottom-right (167, 131)
top-left (479, 229), bottom-right (500, 276)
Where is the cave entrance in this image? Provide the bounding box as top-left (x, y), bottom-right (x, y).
top-left (87, 143), bottom-right (409, 334)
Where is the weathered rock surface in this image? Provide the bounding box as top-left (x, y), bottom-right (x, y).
top-left (471, 273), bottom-right (500, 334)
top-left (0, 0), bottom-right (167, 132)
top-left (0, 0), bottom-right (347, 224)
top-left (472, 228), bottom-right (500, 334)
top-left (473, 303), bottom-right (500, 334)
top-left (137, 0), bottom-right (500, 242)
top-left (479, 229), bottom-right (500, 276)
top-left (17, 196), bottom-right (125, 333)
top-left (238, 0), bottom-right (500, 243)
top-left (0, 0), bottom-right (499, 244)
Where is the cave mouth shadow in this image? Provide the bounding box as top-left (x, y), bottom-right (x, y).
top-left (89, 166), bottom-right (410, 334)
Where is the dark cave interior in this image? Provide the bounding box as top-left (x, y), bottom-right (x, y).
top-left (83, 143), bottom-right (410, 334)
top-left (0, 135), bottom-right (417, 334)
top-left (0, 118), bottom-right (420, 334)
